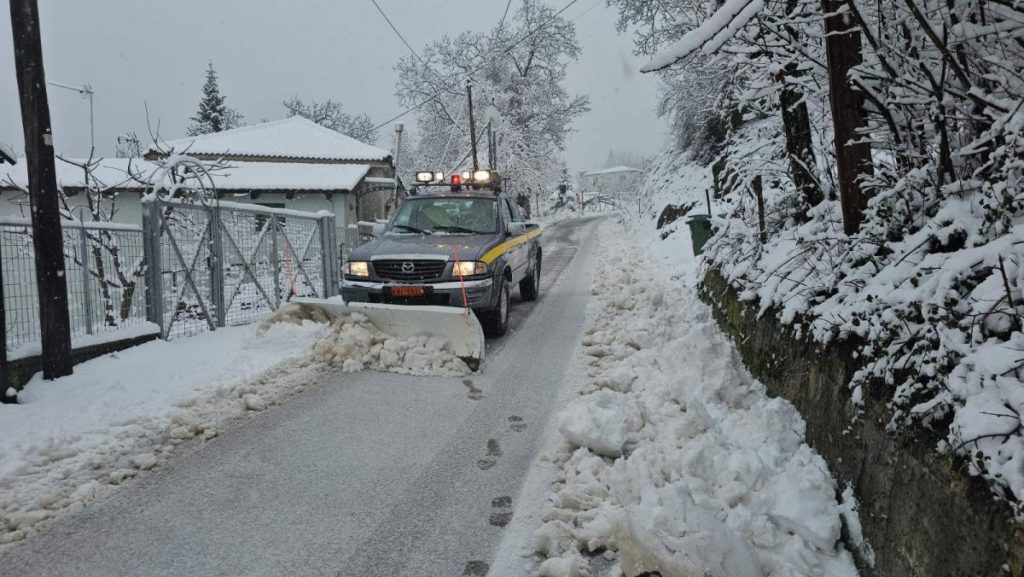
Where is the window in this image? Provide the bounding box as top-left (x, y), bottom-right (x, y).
top-left (389, 197), bottom-right (497, 235)
top-left (505, 198), bottom-right (522, 222)
top-left (500, 198), bottom-right (514, 226)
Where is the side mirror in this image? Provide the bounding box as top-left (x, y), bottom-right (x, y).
top-left (507, 222), bottom-right (528, 236)
top-left (372, 223), bottom-right (387, 237)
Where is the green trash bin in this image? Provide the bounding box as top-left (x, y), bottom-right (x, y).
top-left (686, 214), bottom-right (715, 256)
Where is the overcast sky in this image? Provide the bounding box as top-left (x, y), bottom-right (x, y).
top-left (1, 0), bottom-right (666, 174)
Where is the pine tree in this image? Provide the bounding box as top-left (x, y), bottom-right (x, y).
top-left (186, 61), bottom-right (243, 136)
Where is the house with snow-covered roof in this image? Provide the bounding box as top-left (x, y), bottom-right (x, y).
top-left (0, 117), bottom-right (403, 251)
top-left (583, 165), bottom-right (644, 199)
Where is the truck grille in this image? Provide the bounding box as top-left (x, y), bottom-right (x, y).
top-left (373, 259), bottom-right (447, 281)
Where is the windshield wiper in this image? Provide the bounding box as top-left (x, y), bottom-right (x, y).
top-left (433, 225), bottom-right (481, 234)
top-left (392, 225), bottom-right (432, 235)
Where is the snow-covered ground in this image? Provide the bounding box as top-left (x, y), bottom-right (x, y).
top-left (496, 213), bottom-right (864, 576)
top-left (0, 306), bottom-right (469, 546)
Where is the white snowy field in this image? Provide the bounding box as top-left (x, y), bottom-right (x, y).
top-left (496, 217), bottom-right (865, 577)
top-left (0, 305), bottom-right (470, 546)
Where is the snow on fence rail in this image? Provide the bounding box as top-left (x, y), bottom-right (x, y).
top-left (1, 218), bottom-right (150, 357)
top-left (2, 202), bottom-right (339, 358)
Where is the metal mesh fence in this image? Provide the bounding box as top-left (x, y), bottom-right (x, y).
top-left (154, 203), bottom-right (214, 340)
top-left (1, 200), bottom-right (337, 353)
top-left (144, 200), bottom-right (336, 340)
top-left (1, 218), bottom-right (148, 356)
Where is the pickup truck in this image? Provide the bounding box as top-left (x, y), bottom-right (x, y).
top-left (341, 190), bottom-right (543, 336)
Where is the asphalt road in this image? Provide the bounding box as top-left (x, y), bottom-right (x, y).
top-left (1, 216), bottom-right (603, 577)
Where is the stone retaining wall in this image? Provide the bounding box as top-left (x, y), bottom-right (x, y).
top-left (701, 269), bottom-right (1024, 577)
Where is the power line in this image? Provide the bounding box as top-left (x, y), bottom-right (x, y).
top-left (498, 0), bottom-right (513, 30)
top-left (373, 0), bottom-right (581, 131)
top-left (368, 0), bottom-right (426, 66)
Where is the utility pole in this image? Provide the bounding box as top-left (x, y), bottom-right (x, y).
top-left (10, 0), bottom-right (74, 379)
top-left (466, 80), bottom-right (479, 172)
top-left (486, 122), bottom-right (494, 169)
top-left (391, 123), bottom-right (403, 214)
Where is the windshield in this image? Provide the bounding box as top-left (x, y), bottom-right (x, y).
top-left (388, 197), bottom-right (498, 235)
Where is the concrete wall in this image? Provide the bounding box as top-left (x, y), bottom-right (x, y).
top-left (701, 269), bottom-right (1024, 577)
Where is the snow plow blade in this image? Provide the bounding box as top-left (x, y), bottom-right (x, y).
top-left (289, 297), bottom-right (486, 370)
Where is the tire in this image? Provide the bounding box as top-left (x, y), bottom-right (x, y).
top-left (519, 252), bottom-right (541, 302)
top-left (483, 277), bottom-right (512, 337)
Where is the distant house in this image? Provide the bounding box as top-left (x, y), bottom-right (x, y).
top-left (0, 117), bottom-right (402, 250)
top-left (583, 165), bottom-right (643, 198)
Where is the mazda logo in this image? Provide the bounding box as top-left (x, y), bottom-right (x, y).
top-left (401, 261), bottom-right (415, 273)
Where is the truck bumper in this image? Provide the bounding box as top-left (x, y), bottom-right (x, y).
top-left (341, 278), bottom-right (496, 310)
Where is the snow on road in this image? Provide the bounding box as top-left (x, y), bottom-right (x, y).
top-left (0, 307), bottom-right (469, 546)
top-left (510, 219), bottom-right (862, 576)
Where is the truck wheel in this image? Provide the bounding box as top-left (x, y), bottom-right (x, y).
top-left (484, 278), bottom-right (511, 337)
top-left (519, 254), bottom-right (541, 301)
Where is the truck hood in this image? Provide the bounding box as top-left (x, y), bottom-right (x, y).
top-left (349, 233), bottom-right (498, 262)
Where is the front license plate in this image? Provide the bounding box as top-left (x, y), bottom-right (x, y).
top-left (389, 286), bottom-right (425, 297)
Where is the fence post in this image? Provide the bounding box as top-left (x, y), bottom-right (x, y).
top-left (319, 215), bottom-right (337, 298)
top-left (208, 204), bottom-right (226, 328)
top-left (78, 225), bottom-right (94, 335)
top-left (141, 201), bottom-right (165, 337)
top-left (0, 232), bottom-right (8, 400)
top-left (270, 215), bottom-right (281, 309)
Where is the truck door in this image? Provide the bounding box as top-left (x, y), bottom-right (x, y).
top-left (503, 198), bottom-right (527, 281)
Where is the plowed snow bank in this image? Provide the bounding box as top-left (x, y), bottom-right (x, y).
top-left (535, 221), bottom-right (862, 577)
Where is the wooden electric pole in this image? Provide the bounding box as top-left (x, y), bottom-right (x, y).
top-left (10, 0), bottom-right (74, 379)
top-left (466, 80), bottom-right (479, 172)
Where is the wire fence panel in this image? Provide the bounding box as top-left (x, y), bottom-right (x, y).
top-left (1, 218), bottom-right (148, 356)
top-left (142, 199), bottom-right (337, 341)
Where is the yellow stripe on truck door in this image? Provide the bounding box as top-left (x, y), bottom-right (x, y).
top-left (480, 227), bottom-right (543, 265)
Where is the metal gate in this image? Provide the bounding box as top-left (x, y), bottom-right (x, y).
top-left (142, 198), bottom-right (338, 340)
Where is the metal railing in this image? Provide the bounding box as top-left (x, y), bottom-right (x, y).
top-left (1, 201), bottom-right (339, 356)
top-left (1, 217), bottom-right (149, 357)
top-left (142, 199), bottom-right (338, 340)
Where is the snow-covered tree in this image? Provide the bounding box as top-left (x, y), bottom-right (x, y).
top-left (282, 97), bottom-right (378, 143)
top-left (186, 61), bottom-right (244, 136)
top-left (394, 0), bottom-right (589, 196)
top-left (613, 0), bottom-right (1024, 515)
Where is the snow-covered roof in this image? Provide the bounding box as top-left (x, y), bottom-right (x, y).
top-left (585, 165), bottom-right (644, 177)
top-left (149, 116), bottom-right (391, 163)
top-left (0, 157), bottom-right (370, 192)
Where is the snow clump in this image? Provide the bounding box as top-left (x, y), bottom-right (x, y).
top-left (536, 223), bottom-right (860, 577)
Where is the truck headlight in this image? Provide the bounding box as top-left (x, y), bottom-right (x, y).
top-left (453, 261), bottom-right (487, 276)
top-left (344, 261), bottom-right (370, 277)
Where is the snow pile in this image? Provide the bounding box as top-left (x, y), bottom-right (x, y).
top-left (0, 321), bottom-right (327, 546)
top-left (535, 223), bottom-right (860, 576)
top-left (265, 302), bottom-right (470, 376)
top-left (0, 302), bottom-right (469, 546)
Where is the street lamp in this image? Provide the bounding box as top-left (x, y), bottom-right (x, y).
top-left (47, 81), bottom-right (94, 152)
